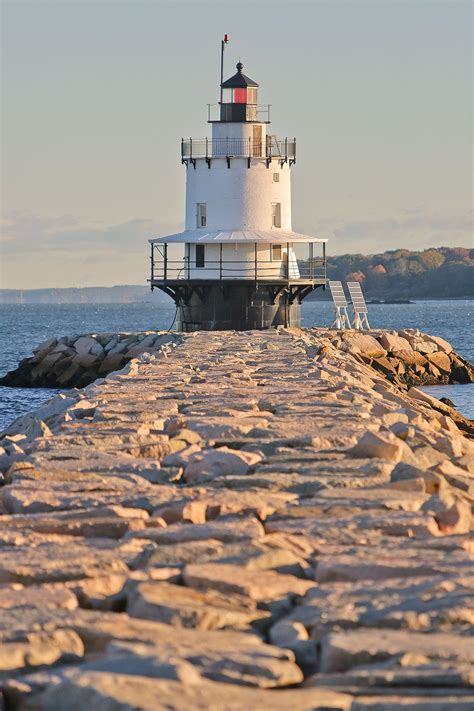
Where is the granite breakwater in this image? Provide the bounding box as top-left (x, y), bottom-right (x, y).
top-left (1, 327), bottom-right (473, 392)
top-left (0, 328), bottom-right (473, 709)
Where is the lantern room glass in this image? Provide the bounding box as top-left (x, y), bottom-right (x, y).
top-left (247, 87), bottom-right (257, 104)
top-left (233, 88), bottom-right (246, 104)
top-left (221, 87), bottom-right (257, 104)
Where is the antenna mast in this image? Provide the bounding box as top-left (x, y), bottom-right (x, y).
top-left (220, 34), bottom-right (229, 105)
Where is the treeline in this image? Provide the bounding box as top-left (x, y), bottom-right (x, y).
top-left (322, 247), bottom-right (473, 299)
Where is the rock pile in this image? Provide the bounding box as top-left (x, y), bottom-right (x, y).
top-left (1, 327), bottom-right (472, 392)
top-left (0, 331), bottom-right (180, 388)
top-left (0, 329), bottom-right (473, 709)
top-left (308, 327), bottom-right (474, 388)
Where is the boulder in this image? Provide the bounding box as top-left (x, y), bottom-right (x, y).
top-left (0, 629), bottom-right (84, 673)
top-left (349, 431), bottom-right (406, 462)
top-left (162, 444), bottom-right (201, 468)
top-left (433, 434), bottom-right (464, 458)
top-left (51, 343), bottom-right (75, 356)
top-left (183, 562), bottom-right (314, 602)
top-left (407, 387), bottom-right (451, 413)
top-left (153, 333), bottom-right (176, 348)
top-left (184, 447), bottom-right (263, 483)
top-left (90, 341), bottom-right (104, 356)
top-left (320, 629), bottom-right (473, 673)
top-left (413, 341), bottom-right (439, 355)
top-left (427, 362), bottom-right (441, 379)
top-left (72, 352), bottom-right (100, 368)
top-left (426, 351), bottom-right (451, 374)
top-left (73, 336), bottom-right (99, 356)
top-left (57, 363), bottom-right (83, 386)
top-left (138, 333), bottom-right (158, 348)
top-left (450, 355), bottom-right (474, 383)
top-left (130, 517), bottom-right (265, 545)
top-left (32, 337), bottom-right (57, 356)
top-left (68, 399), bottom-right (97, 419)
top-left (391, 462), bottom-right (446, 494)
top-left (425, 335), bottom-right (453, 353)
top-left (126, 580), bottom-right (269, 630)
top-left (380, 333), bottom-right (412, 352)
top-left (171, 429), bottom-right (202, 445)
top-left (389, 421), bottom-right (415, 441)
top-left (0, 584), bottom-right (78, 610)
top-left (109, 340), bottom-right (130, 355)
top-left (422, 491), bottom-right (472, 535)
top-left (52, 355), bottom-right (75, 375)
top-left (371, 357), bottom-right (398, 376)
top-left (35, 352), bottom-right (64, 372)
top-left (438, 415), bottom-right (459, 434)
top-left (126, 344), bottom-right (155, 358)
top-left (393, 349), bottom-right (427, 367)
top-left (23, 417), bottom-right (53, 441)
top-left (99, 352), bottom-right (126, 374)
top-left (20, 669), bottom-right (351, 709)
top-left (342, 334), bottom-right (387, 358)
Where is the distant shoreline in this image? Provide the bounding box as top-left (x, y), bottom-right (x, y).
top-left (1, 297), bottom-right (473, 305)
top-left (2, 246), bottom-right (473, 303)
top-left (1, 292), bottom-right (473, 306)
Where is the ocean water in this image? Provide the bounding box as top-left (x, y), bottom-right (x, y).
top-left (0, 299), bottom-right (472, 430)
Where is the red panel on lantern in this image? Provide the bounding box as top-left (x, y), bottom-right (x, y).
top-left (233, 88), bottom-right (247, 103)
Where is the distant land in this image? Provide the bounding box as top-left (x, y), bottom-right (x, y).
top-left (321, 246), bottom-right (474, 300)
top-left (0, 285), bottom-right (169, 305)
top-left (1, 247), bottom-right (472, 304)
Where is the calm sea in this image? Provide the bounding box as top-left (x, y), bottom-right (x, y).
top-left (0, 300), bottom-right (472, 430)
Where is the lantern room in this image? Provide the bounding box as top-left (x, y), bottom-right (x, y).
top-left (220, 62), bottom-right (260, 122)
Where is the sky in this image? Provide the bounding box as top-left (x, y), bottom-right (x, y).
top-left (1, 0), bottom-right (472, 288)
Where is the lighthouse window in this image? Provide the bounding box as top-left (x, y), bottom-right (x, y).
top-left (197, 203), bottom-right (207, 228)
top-left (247, 88), bottom-right (257, 104)
top-left (271, 244), bottom-right (282, 261)
top-left (233, 88), bottom-right (247, 104)
top-left (195, 244), bottom-right (205, 268)
top-left (273, 173), bottom-right (280, 182)
top-left (271, 202), bottom-right (281, 228)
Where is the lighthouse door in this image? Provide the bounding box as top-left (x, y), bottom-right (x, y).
top-left (252, 125), bottom-right (262, 157)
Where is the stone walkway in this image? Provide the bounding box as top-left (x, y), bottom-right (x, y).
top-left (1, 329), bottom-right (473, 710)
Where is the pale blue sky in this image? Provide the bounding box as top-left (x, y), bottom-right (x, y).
top-left (1, 0), bottom-right (472, 287)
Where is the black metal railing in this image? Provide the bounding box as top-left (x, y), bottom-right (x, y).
top-left (150, 249), bottom-right (325, 283)
top-left (207, 103), bottom-right (271, 123)
top-left (181, 136), bottom-right (296, 163)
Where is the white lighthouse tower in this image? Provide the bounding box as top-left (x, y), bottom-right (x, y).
top-left (149, 46), bottom-right (327, 331)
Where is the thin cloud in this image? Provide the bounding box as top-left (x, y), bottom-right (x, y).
top-left (296, 208), bottom-right (473, 255)
top-left (0, 213), bottom-right (182, 256)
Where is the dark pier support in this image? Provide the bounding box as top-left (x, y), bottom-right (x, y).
top-left (154, 282), bottom-right (310, 332)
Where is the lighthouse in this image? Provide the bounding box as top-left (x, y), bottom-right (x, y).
top-left (149, 44), bottom-right (327, 331)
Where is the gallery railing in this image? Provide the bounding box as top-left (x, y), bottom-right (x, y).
top-left (181, 137), bottom-right (296, 164)
top-left (150, 252), bottom-right (326, 283)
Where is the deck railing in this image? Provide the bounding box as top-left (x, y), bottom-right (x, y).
top-left (181, 137), bottom-right (296, 163)
top-left (150, 251), bottom-right (326, 283)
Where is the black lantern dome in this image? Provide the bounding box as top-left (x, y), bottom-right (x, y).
top-left (220, 62), bottom-right (259, 122)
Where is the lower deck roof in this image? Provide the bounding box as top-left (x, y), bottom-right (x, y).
top-left (149, 229), bottom-right (327, 245)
